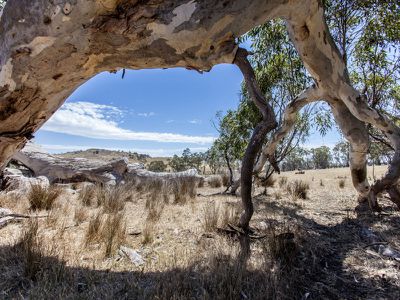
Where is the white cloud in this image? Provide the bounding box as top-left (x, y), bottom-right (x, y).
top-left (188, 119), bottom-right (202, 124)
top-left (42, 101), bottom-right (214, 144)
top-left (137, 112), bottom-right (155, 117)
top-left (39, 143), bottom-right (208, 157)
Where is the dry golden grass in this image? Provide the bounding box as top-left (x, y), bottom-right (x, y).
top-left (221, 173), bottom-right (230, 187)
top-left (208, 175), bottom-right (222, 188)
top-left (28, 184), bottom-right (62, 211)
top-left (339, 178), bottom-right (346, 188)
top-left (220, 203), bottom-right (240, 227)
top-left (142, 221), bottom-right (155, 245)
top-left (78, 184), bottom-right (95, 206)
top-left (258, 175), bottom-right (276, 187)
top-left (146, 196), bottom-right (164, 221)
top-left (102, 212), bottom-right (126, 257)
top-left (20, 219), bottom-right (42, 280)
top-left (74, 205), bottom-right (88, 225)
top-left (96, 185), bottom-right (126, 213)
top-left (84, 210), bottom-right (103, 246)
top-left (286, 180), bottom-right (310, 200)
top-left (202, 201), bottom-right (219, 232)
top-left (0, 165), bottom-right (399, 299)
top-left (278, 176), bottom-right (288, 188)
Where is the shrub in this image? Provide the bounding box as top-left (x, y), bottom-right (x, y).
top-left (147, 160), bottom-right (167, 172)
top-left (286, 180), bottom-right (310, 200)
top-left (28, 184), bottom-right (62, 210)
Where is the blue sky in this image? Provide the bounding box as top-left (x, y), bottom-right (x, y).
top-left (35, 65), bottom-right (341, 157)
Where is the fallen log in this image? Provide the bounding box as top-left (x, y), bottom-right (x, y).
top-left (12, 144), bottom-right (131, 185)
top-left (10, 143), bottom-right (203, 187)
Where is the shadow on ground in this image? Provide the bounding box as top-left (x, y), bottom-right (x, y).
top-left (1, 199), bottom-right (399, 299)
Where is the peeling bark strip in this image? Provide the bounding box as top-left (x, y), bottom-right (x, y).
top-left (234, 48), bottom-right (277, 230)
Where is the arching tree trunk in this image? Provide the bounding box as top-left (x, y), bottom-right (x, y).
top-left (0, 0), bottom-right (290, 170)
top-left (328, 98), bottom-right (372, 207)
top-left (234, 48), bottom-right (277, 230)
top-left (1, 0), bottom-right (400, 229)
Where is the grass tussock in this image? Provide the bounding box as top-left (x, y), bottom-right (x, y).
top-left (84, 209), bottom-right (126, 257)
top-left (142, 221), bottom-right (155, 244)
top-left (273, 190), bottom-right (283, 200)
top-left (208, 176), bottom-right (222, 188)
top-left (84, 210), bottom-right (103, 246)
top-left (20, 219), bottom-right (43, 280)
top-left (286, 180), bottom-right (310, 200)
top-left (74, 205), bottom-right (88, 225)
top-left (171, 177), bottom-right (197, 205)
top-left (265, 229), bottom-right (297, 267)
top-left (146, 197), bottom-right (165, 221)
top-left (338, 179), bottom-right (346, 188)
top-left (221, 173), bottom-right (230, 187)
top-left (96, 185), bottom-right (126, 213)
top-left (28, 184), bottom-right (62, 211)
top-left (278, 176), bottom-right (288, 188)
top-left (258, 175), bottom-right (276, 188)
top-left (220, 203), bottom-right (240, 227)
top-left (78, 184), bottom-right (95, 206)
top-left (202, 202), bottom-right (219, 232)
top-left (102, 212), bottom-right (126, 257)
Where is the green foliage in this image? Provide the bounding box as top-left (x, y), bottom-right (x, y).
top-left (205, 146), bottom-right (224, 174)
top-left (281, 147), bottom-right (311, 171)
top-left (147, 160), bottom-right (167, 172)
top-left (211, 20), bottom-right (313, 173)
top-left (311, 146), bottom-right (332, 169)
top-left (169, 148), bottom-right (204, 172)
top-left (332, 141), bottom-right (350, 167)
top-left (324, 0), bottom-right (400, 150)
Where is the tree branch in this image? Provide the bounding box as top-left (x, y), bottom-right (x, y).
top-left (234, 48), bottom-right (277, 230)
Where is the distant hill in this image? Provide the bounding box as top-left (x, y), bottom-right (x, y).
top-left (57, 148), bottom-right (157, 163)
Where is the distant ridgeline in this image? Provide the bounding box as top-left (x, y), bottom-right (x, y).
top-left (58, 149), bottom-right (151, 162)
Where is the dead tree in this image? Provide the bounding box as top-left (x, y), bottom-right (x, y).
top-left (1, 0), bottom-right (400, 230)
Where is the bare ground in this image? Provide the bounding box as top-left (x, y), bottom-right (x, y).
top-left (0, 166), bottom-right (399, 299)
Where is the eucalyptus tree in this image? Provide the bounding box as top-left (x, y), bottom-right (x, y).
top-left (333, 141), bottom-right (350, 167)
top-left (1, 0), bottom-right (400, 229)
top-left (214, 20), bottom-right (313, 191)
